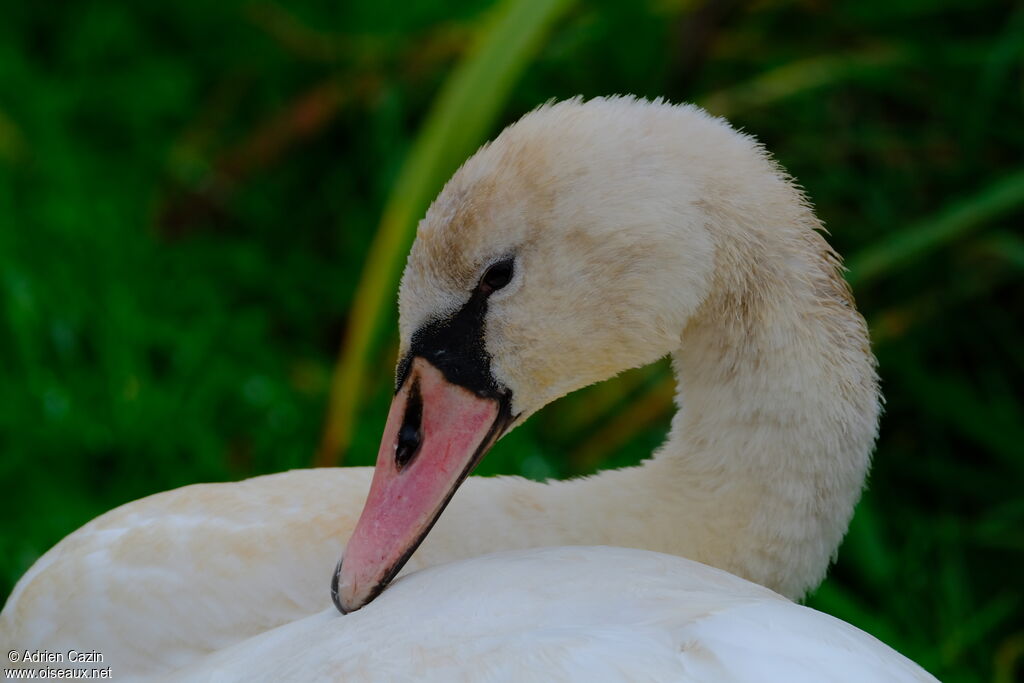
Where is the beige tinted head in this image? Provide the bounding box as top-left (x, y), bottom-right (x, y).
top-left (399, 97), bottom-right (727, 420)
top-left (335, 97), bottom-right (755, 612)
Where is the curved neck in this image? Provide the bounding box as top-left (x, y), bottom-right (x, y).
top-left (649, 224), bottom-right (879, 597)
top-left (423, 174), bottom-right (879, 601)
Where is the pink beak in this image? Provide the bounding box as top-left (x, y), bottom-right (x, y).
top-left (332, 357), bottom-right (511, 613)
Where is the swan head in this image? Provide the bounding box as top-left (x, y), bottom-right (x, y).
top-left (335, 97), bottom-right (757, 612)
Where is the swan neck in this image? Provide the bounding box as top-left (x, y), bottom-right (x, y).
top-left (646, 216), bottom-right (880, 598)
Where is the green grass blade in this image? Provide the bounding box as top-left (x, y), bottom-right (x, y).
top-left (316, 0), bottom-right (574, 466)
top-left (846, 170), bottom-right (1024, 286)
top-left (0, 108), bottom-right (26, 163)
top-left (842, 494), bottom-right (895, 592)
top-left (980, 231), bottom-right (1024, 271)
top-left (699, 48), bottom-right (905, 117)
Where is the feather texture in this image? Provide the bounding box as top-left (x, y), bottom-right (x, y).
top-left (169, 547), bottom-right (935, 682)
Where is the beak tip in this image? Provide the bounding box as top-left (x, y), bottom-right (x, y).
top-left (331, 557), bottom-right (352, 615)
top-left (332, 555), bottom-right (378, 614)
top-left (330, 359), bottom-right (513, 615)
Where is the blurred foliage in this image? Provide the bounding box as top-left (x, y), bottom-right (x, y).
top-left (1, 1), bottom-right (1022, 681)
top-left (317, 0), bottom-right (573, 465)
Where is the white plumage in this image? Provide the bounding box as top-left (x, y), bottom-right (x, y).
top-left (168, 547), bottom-right (933, 682)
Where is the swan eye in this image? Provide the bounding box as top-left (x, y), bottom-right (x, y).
top-left (479, 258), bottom-right (514, 295)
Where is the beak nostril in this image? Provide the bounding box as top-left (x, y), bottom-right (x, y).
top-left (395, 424), bottom-right (422, 468)
top-left (395, 378), bottom-right (424, 469)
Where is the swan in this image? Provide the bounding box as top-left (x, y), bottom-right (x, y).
top-left (3, 96), bottom-right (894, 677)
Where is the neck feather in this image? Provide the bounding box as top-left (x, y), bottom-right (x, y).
top-left (650, 209), bottom-right (879, 597)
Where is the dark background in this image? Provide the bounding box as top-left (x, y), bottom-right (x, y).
top-left (1, 1), bottom-right (1022, 680)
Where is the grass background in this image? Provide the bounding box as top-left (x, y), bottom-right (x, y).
top-left (1, 1), bottom-right (1022, 680)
